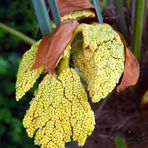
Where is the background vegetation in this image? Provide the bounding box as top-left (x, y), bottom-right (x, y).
top-left (0, 0), bottom-right (38, 147)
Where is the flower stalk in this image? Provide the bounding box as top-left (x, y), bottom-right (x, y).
top-left (0, 22), bottom-right (35, 45)
top-left (133, 0), bottom-right (145, 61)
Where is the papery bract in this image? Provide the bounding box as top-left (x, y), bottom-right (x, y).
top-left (116, 32), bottom-right (140, 93)
top-left (32, 20), bottom-right (79, 74)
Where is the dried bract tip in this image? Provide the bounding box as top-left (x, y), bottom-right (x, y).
top-left (116, 32), bottom-right (140, 93)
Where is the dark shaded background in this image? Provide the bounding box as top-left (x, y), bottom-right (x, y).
top-left (0, 0), bottom-right (147, 148)
top-left (0, 0), bottom-right (39, 147)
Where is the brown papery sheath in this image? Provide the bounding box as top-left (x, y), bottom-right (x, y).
top-left (56, 0), bottom-right (94, 16)
top-left (46, 0), bottom-right (118, 25)
top-left (32, 20), bottom-right (79, 74)
top-left (116, 32), bottom-right (140, 93)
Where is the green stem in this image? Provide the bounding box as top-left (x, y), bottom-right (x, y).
top-left (93, 0), bottom-right (103, 23)
top-left (57, 26), bottom-right (85, 75)
top-left (57, 57), bottom-right (69, 75)
top-left (132, 0), bottom-right (145, 61)
top-left (0, 22), bottom-right (35, 45)
top-left (57, 46), bottom-right (71, 75)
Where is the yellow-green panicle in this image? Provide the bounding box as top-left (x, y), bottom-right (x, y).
top-left (15, 41), bottom-right (45, 101)
top-left (62, 9), bottom-right (95, 21)
top-left (23, 68), bottom-right (95, 148)
top-left (72, 24), bottom-right (125, 102)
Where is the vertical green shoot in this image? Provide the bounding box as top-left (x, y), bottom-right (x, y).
top-left (32, 0), bottom-right (52, 36)
top-left (93, 0), bottom-right (103, 24)
top-left (48, 0), bottom-right (61, 25)
top-left (133, 0), bottom-right (145, 61)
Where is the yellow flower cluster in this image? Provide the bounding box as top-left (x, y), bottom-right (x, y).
top-left (62, 9), bottom-right (95, 21)
top-left (15, 41), bottom-right (45, 101)
top-left (72, 24), bottom-right (125, 102)
top-left (23, 68), bottom-right (95, 148)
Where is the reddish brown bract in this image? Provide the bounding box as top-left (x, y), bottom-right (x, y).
top-left (32, 20), bottom-right (79, 74)
top-left (116, 32), bottom-right (140, 93)
top-left (56, 0), bottom-right (94, 16)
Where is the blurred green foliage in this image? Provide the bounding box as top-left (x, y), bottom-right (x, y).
top-left (115, 135), bottom-right (127, 148)
top-left (0, 0), bottom-right (37, 50)
top-left (0, 53), bottom-right (39, 147)
top-left (0, 0), bottom-right (39, 147)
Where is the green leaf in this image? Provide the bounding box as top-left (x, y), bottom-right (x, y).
top-left (0, 108), bottom-right (12, 123)
top-left (133, 0), bottom-right (145, 61)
